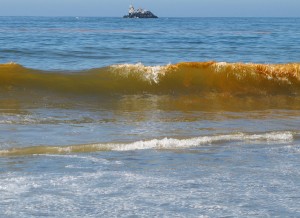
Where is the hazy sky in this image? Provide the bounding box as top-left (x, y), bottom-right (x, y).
top-left (0, 0), bottom-right (299, 17)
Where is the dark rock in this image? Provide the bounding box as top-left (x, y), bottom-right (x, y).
top-left (123, 5), bottom-right (158, 18)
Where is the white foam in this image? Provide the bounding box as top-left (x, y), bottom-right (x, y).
top-left (110, 63), bottom-right (167, 84)
top-left (100, 131), bottom-right (294, 151)
top-left (243, 131), bottom-right (294, 141)
top-left (0, 131), bottom-right (294, 156)
top-left (214, 62), bottom-right (228, 72)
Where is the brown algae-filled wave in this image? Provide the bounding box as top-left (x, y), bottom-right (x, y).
top-left (0, 62), bottom-right (299, 96)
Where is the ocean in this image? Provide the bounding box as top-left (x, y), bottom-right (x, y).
top-left (0, 17), bottom-right (300, 217)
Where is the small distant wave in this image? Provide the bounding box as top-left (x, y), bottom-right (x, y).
top-left (0, 131), bottom-right (294, 156)
top-left (0, 61), bottom-right (299, 96)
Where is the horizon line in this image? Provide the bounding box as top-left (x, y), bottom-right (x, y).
top-left (0, 15), bottom-right (299, 18)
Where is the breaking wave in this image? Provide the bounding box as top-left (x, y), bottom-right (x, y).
top-left (0, 61), bottom-right (300, 96)
top-left (0, 131), bottom-right (295, 156)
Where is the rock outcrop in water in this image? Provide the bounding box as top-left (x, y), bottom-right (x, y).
top-left (123, 5), bottom-right (158, 18)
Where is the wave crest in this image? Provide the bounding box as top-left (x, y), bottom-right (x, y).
top-left (0, 61), bottom-right (300, 95)
top-left (0, 131), bottom-right (294, 156)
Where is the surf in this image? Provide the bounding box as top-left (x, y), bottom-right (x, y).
top-left (0, 61), bottom-right (299, 96)
top-left (0, 131), bottom-right (295, 156)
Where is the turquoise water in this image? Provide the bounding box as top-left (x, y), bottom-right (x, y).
top-left (0, 17), bottom-right (300, 217)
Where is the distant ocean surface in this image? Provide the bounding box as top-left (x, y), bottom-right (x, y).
top-left (0, 17), bottom-right (300, 217)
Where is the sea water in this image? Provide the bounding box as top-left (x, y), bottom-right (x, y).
top-left (0, 17), bottom-right (300, 217)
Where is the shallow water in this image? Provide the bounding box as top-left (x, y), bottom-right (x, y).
top-left (0, 17), bottom-right (300, 217)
